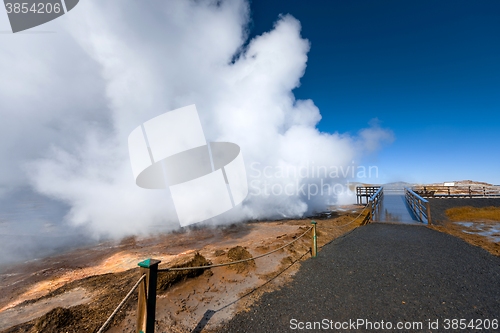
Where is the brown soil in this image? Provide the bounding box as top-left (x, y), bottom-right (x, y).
top-left (2, 268), bottom-right (140, 333)
top-left (157, 253), bottom-right (211, 293)
top-left (445, 206), bottom-right (500, 222)
top-left (0, 288), bottom-right (89, 332)
top-left (427, 199), bottom-right (500, 257)
top-left (226, 246), bottom-right (255, 274)
top-left (0, 208), bottom-right (368, 333)
top-left (428, 198), bottom-right (500, 224)
top-left (429, 221), bottom-right (500, 257)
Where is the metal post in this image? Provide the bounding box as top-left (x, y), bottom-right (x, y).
top-left (370, 199), bottom-right (374, 221)
top-left (137, 259), bottom-right (161, 333)
top-left (419, 199), bottom-right (423, 222)
top-left (426, 201), bottom-right (432, 225)
top-left (311, 221), bottom-right (317, 258)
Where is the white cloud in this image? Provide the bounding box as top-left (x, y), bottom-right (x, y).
top-left (0, 0), bottom-right (393, 239)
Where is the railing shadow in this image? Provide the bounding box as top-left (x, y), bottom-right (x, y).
top-left (190, 249), bottom-right (311, 333)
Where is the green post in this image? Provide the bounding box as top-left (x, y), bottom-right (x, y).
top-left (311, 221), bottom-right (317, 258)
top-left (137, 258), bottom-right (161, 333)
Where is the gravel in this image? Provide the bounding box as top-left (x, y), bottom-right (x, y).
top-left (218, 223), bottom-right (500, 333)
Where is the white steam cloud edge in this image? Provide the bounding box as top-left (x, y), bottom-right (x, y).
top-left (0, 0), bottom-right (393, 239)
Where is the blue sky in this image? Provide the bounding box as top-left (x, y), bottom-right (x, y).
top-left (0, 0), bottom-right (498, 261)
top-left (249, 0), bottom-right (500, 185)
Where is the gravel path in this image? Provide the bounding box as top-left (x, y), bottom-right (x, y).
top-left (218, 223), bottom-right (500, 332)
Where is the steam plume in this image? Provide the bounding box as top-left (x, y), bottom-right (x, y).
top-left (0, 0), bottom-right (393, 242)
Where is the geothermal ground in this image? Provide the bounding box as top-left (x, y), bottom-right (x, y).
top-left (1, 197), bottom-right (499, 333)
top-left (0, 206), bottom-right (367, 333)
top-left (428, 198), bottom-right (500, 257)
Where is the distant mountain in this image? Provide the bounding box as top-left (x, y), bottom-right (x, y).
top-left (423, 180), bottom-right (493, 187)
top-left (384, 181), bottom-right (414, 187)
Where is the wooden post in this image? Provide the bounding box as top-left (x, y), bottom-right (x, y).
top-left (137, 259), bottom-right (161, 333)
top-left (311, 221), bottom-right (317, 258)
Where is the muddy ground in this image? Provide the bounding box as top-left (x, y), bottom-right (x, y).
top-left (0, 206), bottom-right (367, 333)
top-left (428, 198), bottom-right (500, 257)
top-left (428, 198), bottom-right (500, 224)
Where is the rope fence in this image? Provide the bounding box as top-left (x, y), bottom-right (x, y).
top-left (334, 206), bottom-right (370, 228)
top-left (158, 225), bottom-right (313, 272)
top-left (97, 274), bottom-right (146, 333)
top-left (97, 204), bottom-right (374, 333)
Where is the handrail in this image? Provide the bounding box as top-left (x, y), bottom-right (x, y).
top-left (370, 186), bottom-right (383, 199)
top-left (368, 186), bottom-right (383, 222)
top-left (405, 187), bottom-right (432, 224)
top-left (356, 186), bottom-right (381, 204)
top-left (412, 185), bottom-right (500, 198)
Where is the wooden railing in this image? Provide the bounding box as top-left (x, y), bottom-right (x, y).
top-left (405, 187), bottom-right (432, 224)
top-left (356, 186), bottom-right (381, 205)
top-left (412, 185), bottom-right (500, 198)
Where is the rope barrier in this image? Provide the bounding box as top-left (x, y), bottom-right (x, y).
top-left (160, 208), bottom-right (368, 274)
top-left (98, 210), bottom-right (369, 331)
top-left (97, 225), bottom-right (313, 331)
top-left (97, 274), bottom-right (146, 333)
top-left (332, 206), bottom-right (369, 228)
top-left (212, 247), bottom-right (312, 315)
top-left (158, 226), bottom-right (313, 272)
top-left (97, 210), bottom-right (371, 331)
